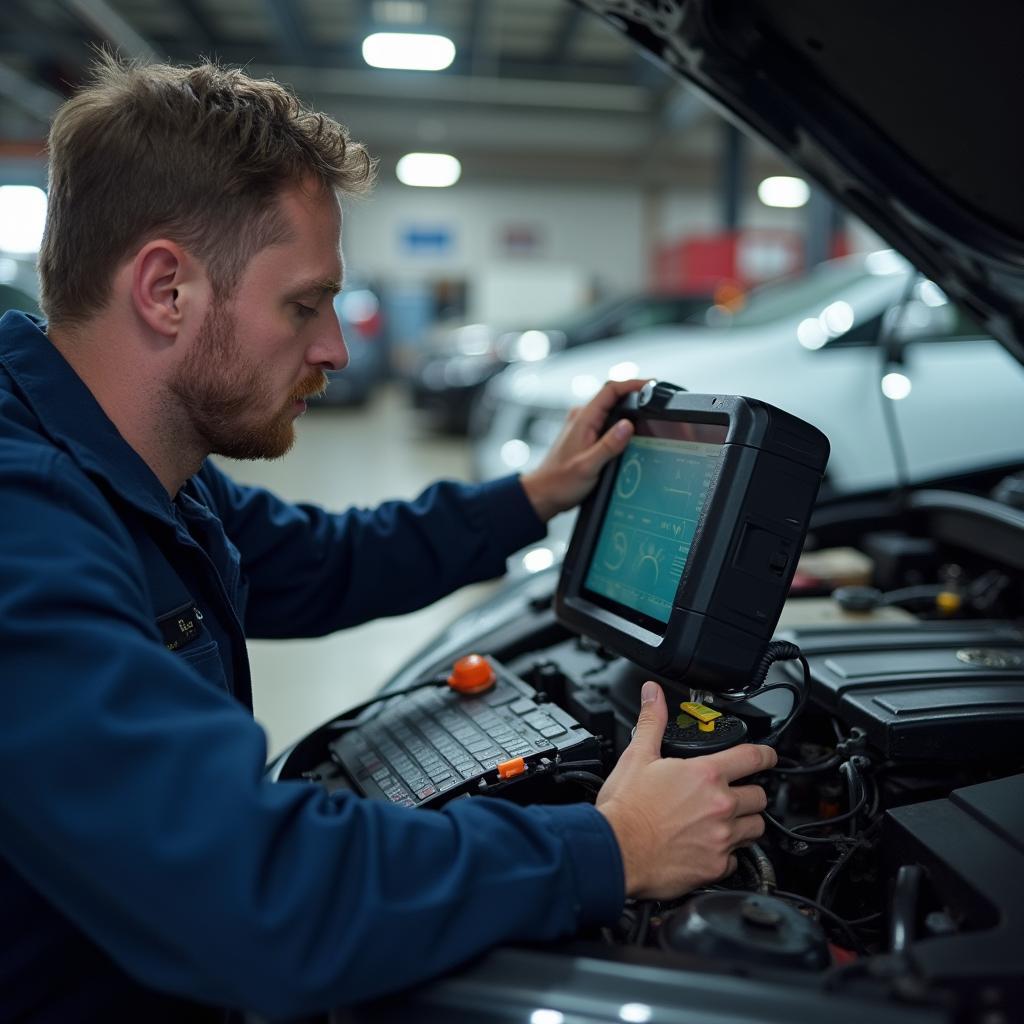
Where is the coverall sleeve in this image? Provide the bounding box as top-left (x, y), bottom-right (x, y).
top-left (195, 462), bottom-right (547, 638)
top-left (0, 452), bottom-right (624, 1017)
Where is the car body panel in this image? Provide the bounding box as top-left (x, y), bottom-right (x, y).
top-left (473, 255), bottom-right (1024, 495)
top-left (412, 292), bottom-right (710, 431)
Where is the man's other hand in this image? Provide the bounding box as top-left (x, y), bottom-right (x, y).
top-left (520, 378), bottom-right (648, 523)
top-left (595, 681), bottom-right (777, 900)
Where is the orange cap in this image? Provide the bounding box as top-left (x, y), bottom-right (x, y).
top-left (447, 654), bottom-right (496, 695)
top-left (497, 757), bottom-right (527, 779)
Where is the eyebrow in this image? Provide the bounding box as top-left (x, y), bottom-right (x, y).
top-left (287, 278), bottom-right (343, 301)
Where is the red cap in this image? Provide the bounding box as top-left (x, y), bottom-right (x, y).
top-left (447, 654), bottom-right (496, 695)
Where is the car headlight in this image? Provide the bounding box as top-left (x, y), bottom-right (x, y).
top-left (497, 330), bottom-right (566, 363)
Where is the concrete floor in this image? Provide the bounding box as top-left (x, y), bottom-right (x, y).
top-left (215, 386), bottom-right (499, 759)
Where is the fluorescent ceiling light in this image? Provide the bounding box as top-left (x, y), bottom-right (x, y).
top-left (0, 185), bottom-right (47, 253)
top-left (757, 175), bottom-right (811, 209)
top-left (396, 152), bottom-right (461, 187)
top-left (619, 1005), bottom-right (654, 1024)
top-left (362, 32), bottom-right (455, 71)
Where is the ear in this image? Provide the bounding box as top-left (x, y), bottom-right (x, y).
top-left (130, 240), bottom-right (203, 338)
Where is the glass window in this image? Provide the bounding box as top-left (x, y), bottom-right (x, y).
top-left (717, 261), bottom-right (872, 329)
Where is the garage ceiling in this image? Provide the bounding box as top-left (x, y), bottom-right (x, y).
top-left (0, 0), bottom-right (787, 186)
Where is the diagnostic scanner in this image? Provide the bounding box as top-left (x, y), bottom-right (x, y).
top-left (555, 381), bottom-right (829, 696)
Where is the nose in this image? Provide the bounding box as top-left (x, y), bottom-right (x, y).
top-left (309, 306), bottom-right (349, 372)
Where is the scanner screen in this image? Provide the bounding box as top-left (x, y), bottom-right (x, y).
top-left (582, 422), bottom-right (726, 627)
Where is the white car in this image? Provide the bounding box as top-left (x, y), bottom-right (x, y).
top-left (471, 251), bottom-right (1024, 572)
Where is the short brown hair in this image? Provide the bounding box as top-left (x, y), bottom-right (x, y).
top-left (39, 52), bottom-right (374, 326)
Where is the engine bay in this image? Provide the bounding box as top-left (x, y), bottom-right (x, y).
top-left (277, 477), bottom-right (1024, 1021)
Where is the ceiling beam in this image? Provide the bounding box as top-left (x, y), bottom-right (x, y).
top-left (249, 63), bottom-right (651, 113)
top-left (1, 0), bottom-right (91, 70)
top-left (352, 0), bottom-right (375, 66)
top-left (366, 142), bottom-right (787, 190)
top-left (173, 0), bottom-right (220, 52)
top-left (261, 0), bottom-right (312, 65)
top-left (466, 0), bottom-right (498, 78)
top-left (139, 32), bottom-right (639, 87)
top-left (0, 31), bottom-right (89, 68)
top-left (549, 5), bottom-right (584, 66)
top-left (60, 0), bottom-right (158, 61)
top-left (0, 59), bottom-right (63, 123)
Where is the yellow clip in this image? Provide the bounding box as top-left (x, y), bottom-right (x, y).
top-left (936, 591), bottom-right (961, 615)
top-left (679, 702), bottom-right (722, 733)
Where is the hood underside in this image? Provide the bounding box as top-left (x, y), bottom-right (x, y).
top-left (581, 0), bottom-right (1024, 364)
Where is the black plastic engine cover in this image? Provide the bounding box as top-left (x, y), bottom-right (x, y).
top-left (885, 774), bottom-right (1024, 1003)
top-left (780, 621), bottom-right (1024, 760)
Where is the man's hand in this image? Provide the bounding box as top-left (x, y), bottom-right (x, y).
top-left (595, 681), bottom-right (777, 900)
top-left (520, 378), bottom-right (648, 523)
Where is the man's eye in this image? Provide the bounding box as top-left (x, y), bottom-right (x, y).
top-left (294, 303), bottom-right (319, 319)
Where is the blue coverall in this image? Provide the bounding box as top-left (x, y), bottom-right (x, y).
top-left (0, 311), bottom-right (625, 1021)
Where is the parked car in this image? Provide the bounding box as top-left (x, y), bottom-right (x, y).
top-left (411, 290), bottom-right (711, 432)
top-left (472, 250), bottom-right (1024, 558)
top-left (272, 3), bottom-right (1024, 1021)
top-left (0, 254), bottom-right (41, 318)
top-left (313, 283), bottom-right (387, 407)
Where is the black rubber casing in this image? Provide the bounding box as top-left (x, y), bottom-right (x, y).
top-left (555, 382), bottom-right (829, 694)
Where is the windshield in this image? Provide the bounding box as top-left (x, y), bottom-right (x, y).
top-left (722, 260), bottom-right (878, 328)
top-left (550, 294), bottom-right (633, 333)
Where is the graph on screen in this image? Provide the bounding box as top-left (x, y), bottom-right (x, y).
top-left (584, 435), bottom-right (721, 624)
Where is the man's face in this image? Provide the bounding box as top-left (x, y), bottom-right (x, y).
top-left (170, 182), bottom-right (348, 460)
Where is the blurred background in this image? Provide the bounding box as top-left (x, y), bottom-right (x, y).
top-left (6, 0), bottom-right (994, 757)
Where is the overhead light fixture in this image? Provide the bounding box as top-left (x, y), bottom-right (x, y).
top-left (0, 185), bottom-right (47, 253)
top-left (619, 1005), bottom-right (654, 1024)
top-left (396, 152), bottom-right (461, 188)
top-left (530, 1011), bottom-right (565, 1024)
top-left (362, 32), bottom-right (455, 71)
top-left (757, 175), bottom-right (811, 209)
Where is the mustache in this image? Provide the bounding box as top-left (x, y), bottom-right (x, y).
top-left (289, 372), bottom-right (329, 403)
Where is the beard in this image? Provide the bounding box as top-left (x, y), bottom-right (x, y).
top-left (169, 303), bottom-right (327, 461)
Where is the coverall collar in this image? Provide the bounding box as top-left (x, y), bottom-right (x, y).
top-left (0, 310), bottom-right (178, 527)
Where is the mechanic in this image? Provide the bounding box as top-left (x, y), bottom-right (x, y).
top-left (0, 55), bottom-right (775, 1021)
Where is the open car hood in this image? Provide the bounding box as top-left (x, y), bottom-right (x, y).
top-left (581, 0), bottom-right (1024, 365)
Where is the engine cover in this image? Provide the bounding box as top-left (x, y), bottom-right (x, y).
top-left (780, 620), bottom-right (1024, 761)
